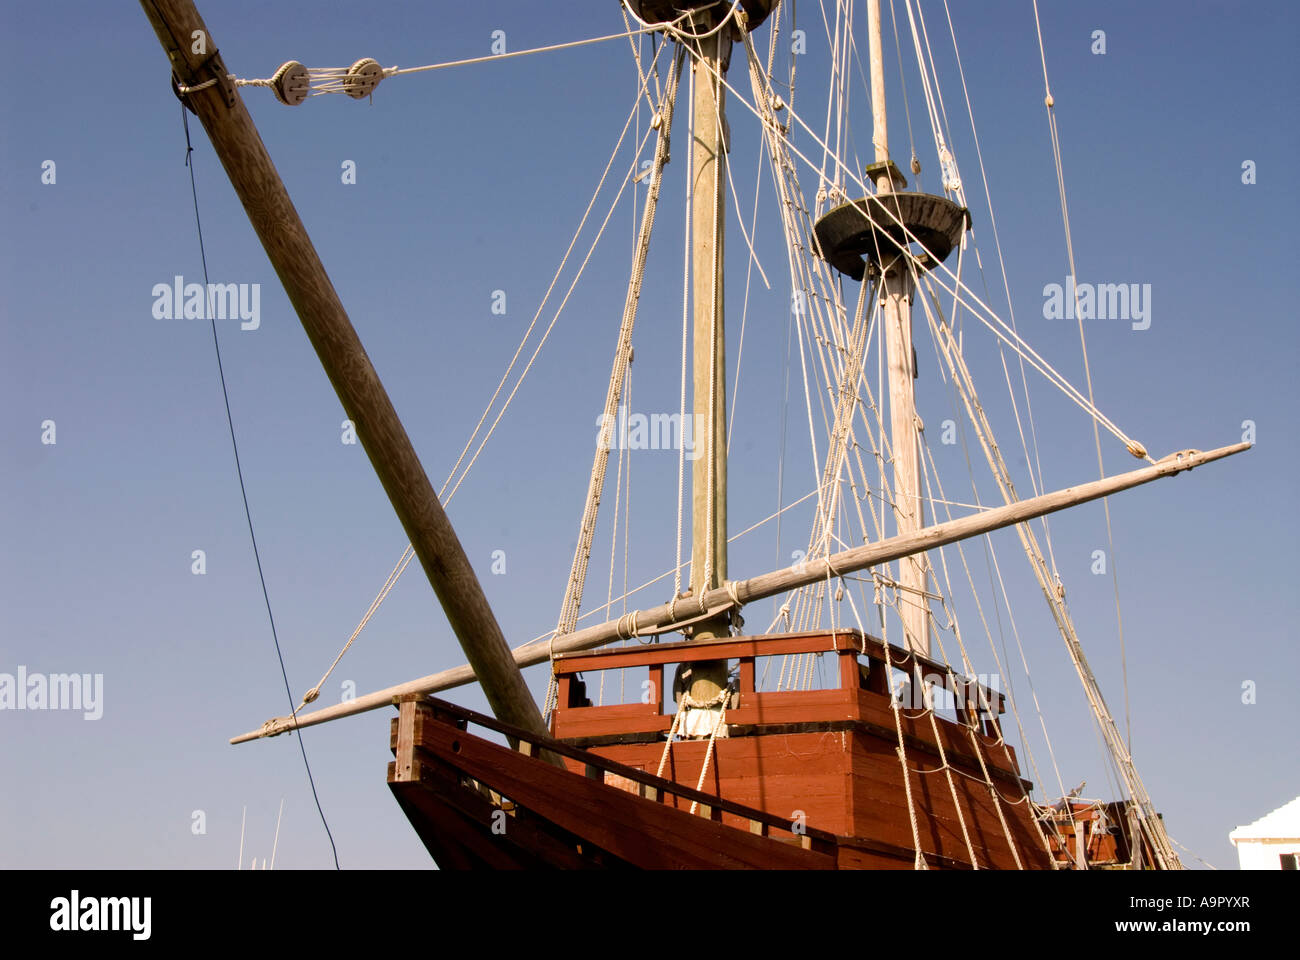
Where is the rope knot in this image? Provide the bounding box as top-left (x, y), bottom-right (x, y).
top-left (681, 687), bottom-right (730, 710)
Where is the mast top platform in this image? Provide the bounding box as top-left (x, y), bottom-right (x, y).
top-left (626, 0), bottom-right (776, 31)
top-left (813, 191), bottom-right (971, 281)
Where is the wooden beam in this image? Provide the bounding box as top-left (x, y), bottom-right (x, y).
top-left (689, 19), bottom-right (730, 631)
top-left (230, 442), bottom-right (1249, 742)
top-left (137, 0), bottom-right (550, 742)
top-left (686, 14), bottom-right (732, 725)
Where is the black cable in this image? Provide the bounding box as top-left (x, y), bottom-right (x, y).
top-left (182, 104), bottom-right (340, 870)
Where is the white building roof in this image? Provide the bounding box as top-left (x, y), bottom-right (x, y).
top-left (1230, 796), bottom-right (1300, 843)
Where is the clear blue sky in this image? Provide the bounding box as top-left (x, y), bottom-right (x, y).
top-left (1, 0), bottom-right (1296, 870)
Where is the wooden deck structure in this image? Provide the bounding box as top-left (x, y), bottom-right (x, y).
top-left (389, 631), bottom-right (1058, 869)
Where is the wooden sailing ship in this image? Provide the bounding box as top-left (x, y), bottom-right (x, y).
top-left (141, 0), bottom-right (1249, 869)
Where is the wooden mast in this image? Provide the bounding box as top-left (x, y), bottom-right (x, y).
top-left (232, 441), bottom-right (1251, 742)
top-left (685, 10), bottom-right (731, 708)
top-left (867, 0), bottom-right (929, 659)
top-left (138, 0), bottom-right (551, 742)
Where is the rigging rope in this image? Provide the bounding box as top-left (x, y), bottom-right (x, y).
top-left (920, 274), bottom-right (1174, 864)
top-left (1030, 0), bottom-right (1137, 764)
top-left (309, 42), bottom-right (670, 714)
top-left (190, 23), bottom-right (683, 103)
top-left (546, 48), bottom-right (685, 719)
top-left (181, 106), bottom-right (339, 869)
top-left (886, 0), bottom-right (919, 178)
top-left (698, 37), bottom-right (1154, 462)
top-left (840, 586), bottom-right (927, 868)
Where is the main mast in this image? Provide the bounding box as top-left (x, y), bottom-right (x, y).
top-left (685, 6), bottom-right (733, 708)
top-left (660, 0), bottom-right (773, 711)
top-left (866, 0), bottom-right (929, 658)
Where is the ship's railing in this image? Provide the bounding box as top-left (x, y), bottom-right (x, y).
top-left (396, 693), bottom-right (839, 853)
top-left (550, 630), bottom-right (1006, 741)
